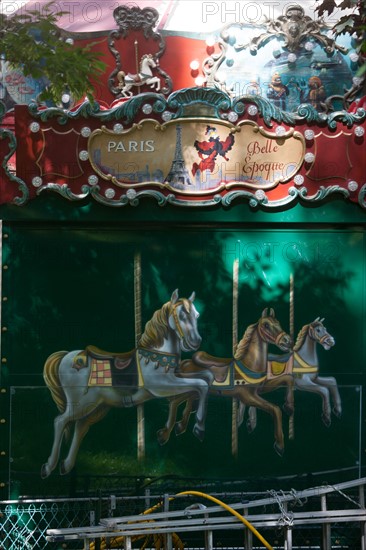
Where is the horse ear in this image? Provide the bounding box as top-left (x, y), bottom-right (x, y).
top-left (269, 308), bottom-right (275, 317)
top-left (189, 291), bottom-right (196, 302)
top-left (320, 318), bottom-right (325, 323)
top-left (262, 308), bottom-right (268, 317)
top-left (314, 317), bottom-right (320, 322)
top-left (171, 289), bottom-right (179, 304)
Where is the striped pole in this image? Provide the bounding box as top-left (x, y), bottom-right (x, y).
top-left (232, 258), bottom-right (239, 458)
top-left (134, 251), bottom-right (145, 460)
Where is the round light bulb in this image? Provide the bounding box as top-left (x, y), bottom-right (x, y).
top-left (190, 60), bottom-right (200, 71)
top-left (195, 76), bottom-right (205, 86)
top-left (206, 37), bottom-right (215, 47)
top-left (304, 41), bottom-right (314, 51)
top-left (349, 52), bottom-right (359, 63)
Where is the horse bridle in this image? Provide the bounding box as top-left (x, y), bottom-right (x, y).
top-left (309, 323), bottom-right (329, 345)
top-left (259, 323), bottom-right (287, 346)
top-left (171, 300), bottom-right (189, 342)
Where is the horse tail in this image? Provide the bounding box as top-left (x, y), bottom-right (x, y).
top-left (44, 351), bottom-right (110, 439)
top-left (43, 351), bottom-right (68, 415)
top-left (117, 70), bottom-right (125, 85)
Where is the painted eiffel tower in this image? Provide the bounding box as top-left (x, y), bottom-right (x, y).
top-left (164, 124), bottom-right (192, 186)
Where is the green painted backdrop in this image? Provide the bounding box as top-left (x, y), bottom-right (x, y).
top-left (1, 218), bottom-right (364, 497)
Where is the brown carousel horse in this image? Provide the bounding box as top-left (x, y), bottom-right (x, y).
top-left (157, 308), bottom-right (294, 455)
top-left (244, 317), bottom-right (341, 432)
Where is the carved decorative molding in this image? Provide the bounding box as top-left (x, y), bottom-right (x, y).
top-left (203, 4), bottom-right (364, 113)
top-left (247, 5), bottom-right (347, 55)
top-left (4, 89), bottom-right (365, 209)
top-left (107, 6), bottom-right (172, 99)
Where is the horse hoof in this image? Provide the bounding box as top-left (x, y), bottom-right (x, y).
top-left (156, 429), bottom-right (168, 446)
top-left (246, 420), bottom-right (255, 434)
top-left (41, 464), bottom-right (50, 479)
top-left (193, 426), bottom-right (205, 442)
top-left (322, 414), bottom-right (331, 428)
top-left (274, 443), bottom-right (284, 457)
top-left (59, 460), bottom-right (69, 476)
top-left (175, 422), bottom-right (185, 436)
top-left (333, 407), bottom-right (342, 418)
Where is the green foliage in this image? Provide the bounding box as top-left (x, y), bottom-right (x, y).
top-left (315, 0), bottom-right (365, 77)
top-left (0, 1), bottom-right (105, 104)
top-left (315, 0), bottom-right (365, 44)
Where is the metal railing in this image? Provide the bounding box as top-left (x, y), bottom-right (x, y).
top-left (1, 478), bottom-right (366, 549)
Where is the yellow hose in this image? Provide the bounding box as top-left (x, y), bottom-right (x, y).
top-left (89, 489), bottom-right (273, 550)
top-left (176, 490), bottom-right (273, 550)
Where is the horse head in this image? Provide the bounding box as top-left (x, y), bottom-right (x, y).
top-left (309, 318), bottom-right (335, 350)
top-left (140, 54), bottom-right (157, 71)
top-left (168, 289), bottom-right (202, 352)
top-left (258, 307), bottom-right (293, 351)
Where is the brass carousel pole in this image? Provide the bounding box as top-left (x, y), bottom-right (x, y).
top-left (135, 251), bottom-right (145, 460)
top-left (289, 273), bottom-right (295, 440)
top-left (232, 258), bottom-right (239, 458)
top-left (134, 40), bottom-right (141, 93)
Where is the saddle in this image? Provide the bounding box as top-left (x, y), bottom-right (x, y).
top-left (191, 351), bottom-right (232, 384)
top-left (267, 352), bottom-right (293, 378)
top-left (127, 73), bottom-right (143, 83)
top-left (72, 346), bottom-right (138, 388)
top-left (86, 345), bottom-right (135, 370)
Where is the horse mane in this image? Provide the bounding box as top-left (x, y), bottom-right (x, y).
top-left (234, 323), bottom-right (257, 360)
top-left (138, 298), bottom-right (191, 349)
top-left (140, 54), bottom-right (153, 68)
top-left (293, 323), bottom-right (310, 351)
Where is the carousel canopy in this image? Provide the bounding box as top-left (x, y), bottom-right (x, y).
top-left (2, 0), bottom-right (341, 34)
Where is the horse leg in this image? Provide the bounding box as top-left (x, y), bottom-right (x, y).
top-left (41, 410), bottom-right (72, 478)
top-left (59, 404), bottom-right (110, 474)
top-left (295, 376), bottom-right (332, 426)
top-left (175, 371), bottom-right (213, 434)
top-left (59, 417), bottom-right (92, 475)
top-left (175, 396), bottom-right (196, 435)
top-left (122, 388), bottom-right (152, 407)
top-left (190, 379), bottom-right (209, 441)
top-left (156, 395), bottom-right (189, 445)
top-left (314, 376), bottom-right (342, 418)
top-left (246, 406), bottom-right (257, 433)
top-left (121, 84), bottom-right (133, 98)
top-left (237, 389), bottom-right (285, 455)
top-left (259, 376), bottom-right (295, 415)
top-left (245, 376), bottom-right (295, 434)
top-left (237, 402), bottom-right (246, 428)
top-left (171, 379), bottom-right (209, 441)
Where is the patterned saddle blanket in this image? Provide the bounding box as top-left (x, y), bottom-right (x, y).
top-left (73, 345), bottom-right (139, 388)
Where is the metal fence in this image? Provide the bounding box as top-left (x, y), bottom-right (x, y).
top-left (1, 477), bottom-right (366, 549)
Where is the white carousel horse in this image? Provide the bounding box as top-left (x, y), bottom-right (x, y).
top-left (117, 54), bottom-right (160, 97)
top-left (41, 289), bottom-right (209, 477)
